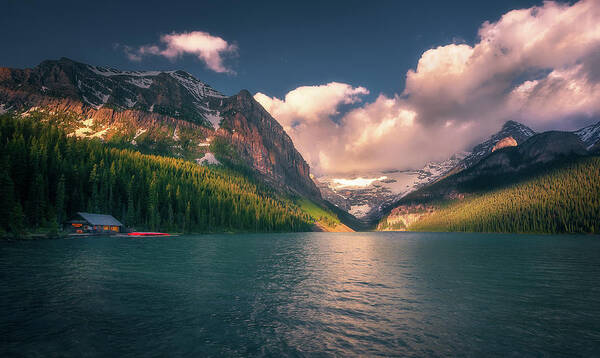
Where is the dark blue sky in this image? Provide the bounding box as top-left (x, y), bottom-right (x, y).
top-left (1, 0), bottom-right (544, 99)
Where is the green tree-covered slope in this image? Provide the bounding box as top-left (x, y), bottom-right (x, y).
top-left (409, 157), bottom-right (600, 234)
top-left (0, 114), bottom-right (315, 236)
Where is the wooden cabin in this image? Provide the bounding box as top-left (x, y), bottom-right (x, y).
top-left (66, 212), bottom-right (124, 234)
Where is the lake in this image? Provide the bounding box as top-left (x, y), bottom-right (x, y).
top-left (1, 232), bottom-right (599, 357)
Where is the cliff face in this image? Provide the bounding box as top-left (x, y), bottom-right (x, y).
top-left (456, 120), bottom-right (536, 170)
top-left (218, 90), bottom-right (320, 197)
top-left (377, 204), bottom-right (435, 231)
top-left (492, 136), bottom-right (517, 152)
top-left (0, 58), bottom-right (320, 198)
top-left (468, 131), bottom-right (588, 178)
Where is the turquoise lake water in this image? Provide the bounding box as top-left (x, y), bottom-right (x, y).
top-left (1, 232), bottom-right (599, 357)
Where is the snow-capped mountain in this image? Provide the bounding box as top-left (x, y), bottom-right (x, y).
top-left (0, 58), bottom-right (320, 198)
top-left (317, 121), bottom-right (537, 221)
top-left (315, 152), bottom-right (468, 221)
top-left (0, 57), bottom-right (225, 127)
top-left (85, 65), bottom-right (225, 125)
top-left (456, 120), bottom-right (536, 170)
top-left (318, 118), bottom-right (600, 223)
top-left (574, 120), bottom-right (600, 150)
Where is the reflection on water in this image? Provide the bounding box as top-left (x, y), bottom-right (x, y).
top-left (1, 232), bottom-right (599, 357)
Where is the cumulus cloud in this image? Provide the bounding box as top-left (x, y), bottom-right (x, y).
top-left (256, 0), bottom-right (600, 175)
top-left (255, 83), bottom-right (370, 172)
top-left (124, 31), bottom-right (237, 74)
top-left (404, 0), bottom-right (600, 128)
top-left (255, 82), bottom-right (368, 127)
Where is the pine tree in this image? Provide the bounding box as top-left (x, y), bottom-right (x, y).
top-left (9, 202), bottom-right (25, 236)
top-left (0, 156), bottom-right (16, 230)
top-left (0, 114), bottom-right (313, 234)
top-left (55, 174), bottom-right (66, 224)
top-left (126, 177), bottom-right (135, 228)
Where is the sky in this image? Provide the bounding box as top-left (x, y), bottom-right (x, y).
top-left (2, 0), bottom-right (599, 175)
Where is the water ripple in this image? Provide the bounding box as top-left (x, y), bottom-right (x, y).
top-left (1, 232), bottom-right (599, 357)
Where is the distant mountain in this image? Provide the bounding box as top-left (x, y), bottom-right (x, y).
top-left (315, 120), bottom-right (536, 222)
top-left (315, 152), bottom-right (468, 221)
top-left (395, 156), bottom-right (600, 234)
top-left (377, 129), bottom-right (597, 232)
top-left (455, 120), bottom-right (536, 171)
top-left (0, 58), bottom-right (320, 198)
top-left (450, 131), bottom-right (588, 187)
top-left (574, 120), bottom-right (600, 150)
top-left (397, 130), bottom-right (590, 202)
top-left (318, 118), bottom-right (600, 224)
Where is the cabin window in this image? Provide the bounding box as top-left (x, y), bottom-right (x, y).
top-left (103, 225), bottom-right (109, 231)
top-left (71, 223), bottom-right (82, 227)
top-left (111, 226), bottom-right (119, 232)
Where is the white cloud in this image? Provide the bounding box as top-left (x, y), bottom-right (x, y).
top-left (124, 31), bottom-right (237, 74)
top-left (255, 0), bottom-right (600, 175)
top-left (404, 0), bottom-right (600, 128)
top-left (255, 82), bottom-right (368, 127)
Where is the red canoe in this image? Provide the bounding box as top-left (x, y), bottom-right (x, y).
top-left (128, 232), bottom-right (170, 237)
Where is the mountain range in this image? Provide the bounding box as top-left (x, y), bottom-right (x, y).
top-left (1, 57), bottom-right (599, 234)
top-left (0, 57), bottom-right (320, 199)
top-left (317, 119), bottom-right (600, 224)
top-left (377, 123), bottom-right (600, 231)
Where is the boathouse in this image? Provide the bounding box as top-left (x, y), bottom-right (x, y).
top-left (66, 212), bottom-right (124, 233)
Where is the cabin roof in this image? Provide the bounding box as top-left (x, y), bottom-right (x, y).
top-left (77, 212), bottom-right (123, 226)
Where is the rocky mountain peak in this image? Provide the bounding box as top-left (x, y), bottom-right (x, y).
top-left (464, 131), bottom-right (588, 179)
top-left (457, 120), bottom-right (536, 170)
top-left (499, 120), bottom-right (536, 141)
top-left (574, 120), bottom-right (600, 150)
top-left (220, 90), bottom-right (321, 198)
top-left (237, 89), bottom-right (253, 99)
top-left (0, 57), bottom-right (226, 121)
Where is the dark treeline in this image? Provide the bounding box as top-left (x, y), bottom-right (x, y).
top-left (410, 157), bottom-right (600, 234)
top-left (0, 115), bottom-right (312, 236)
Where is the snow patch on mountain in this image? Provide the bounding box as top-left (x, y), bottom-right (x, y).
top-left (78, 77), bottom-right (112, 108)
top-left (349, 204), bottom-right (372, 218)
top-left (205, 111), bottom-right (222, 130)
top-left (88, 65), bottom-right (162, 77)
top-left (125, 98), bottom-right (137, 108)
top-left (86, 65), bottom-right (226, 116)
top-left (126, 77), bottom-right (153, 88)
top-left (131, 128), bottom-right (147, 145)
top-left (317, 148), bottom-right (468, 220)
top-left (574, 121), bottom-right (600, 149)
top-left (196, 152), bottom-right (220, 165)
top-left (134, 128), bottom-right (147, 139)
top-left (169, 71), bottom-right (226, 99)
top-left (72, 118), bottom-right (95, 138)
